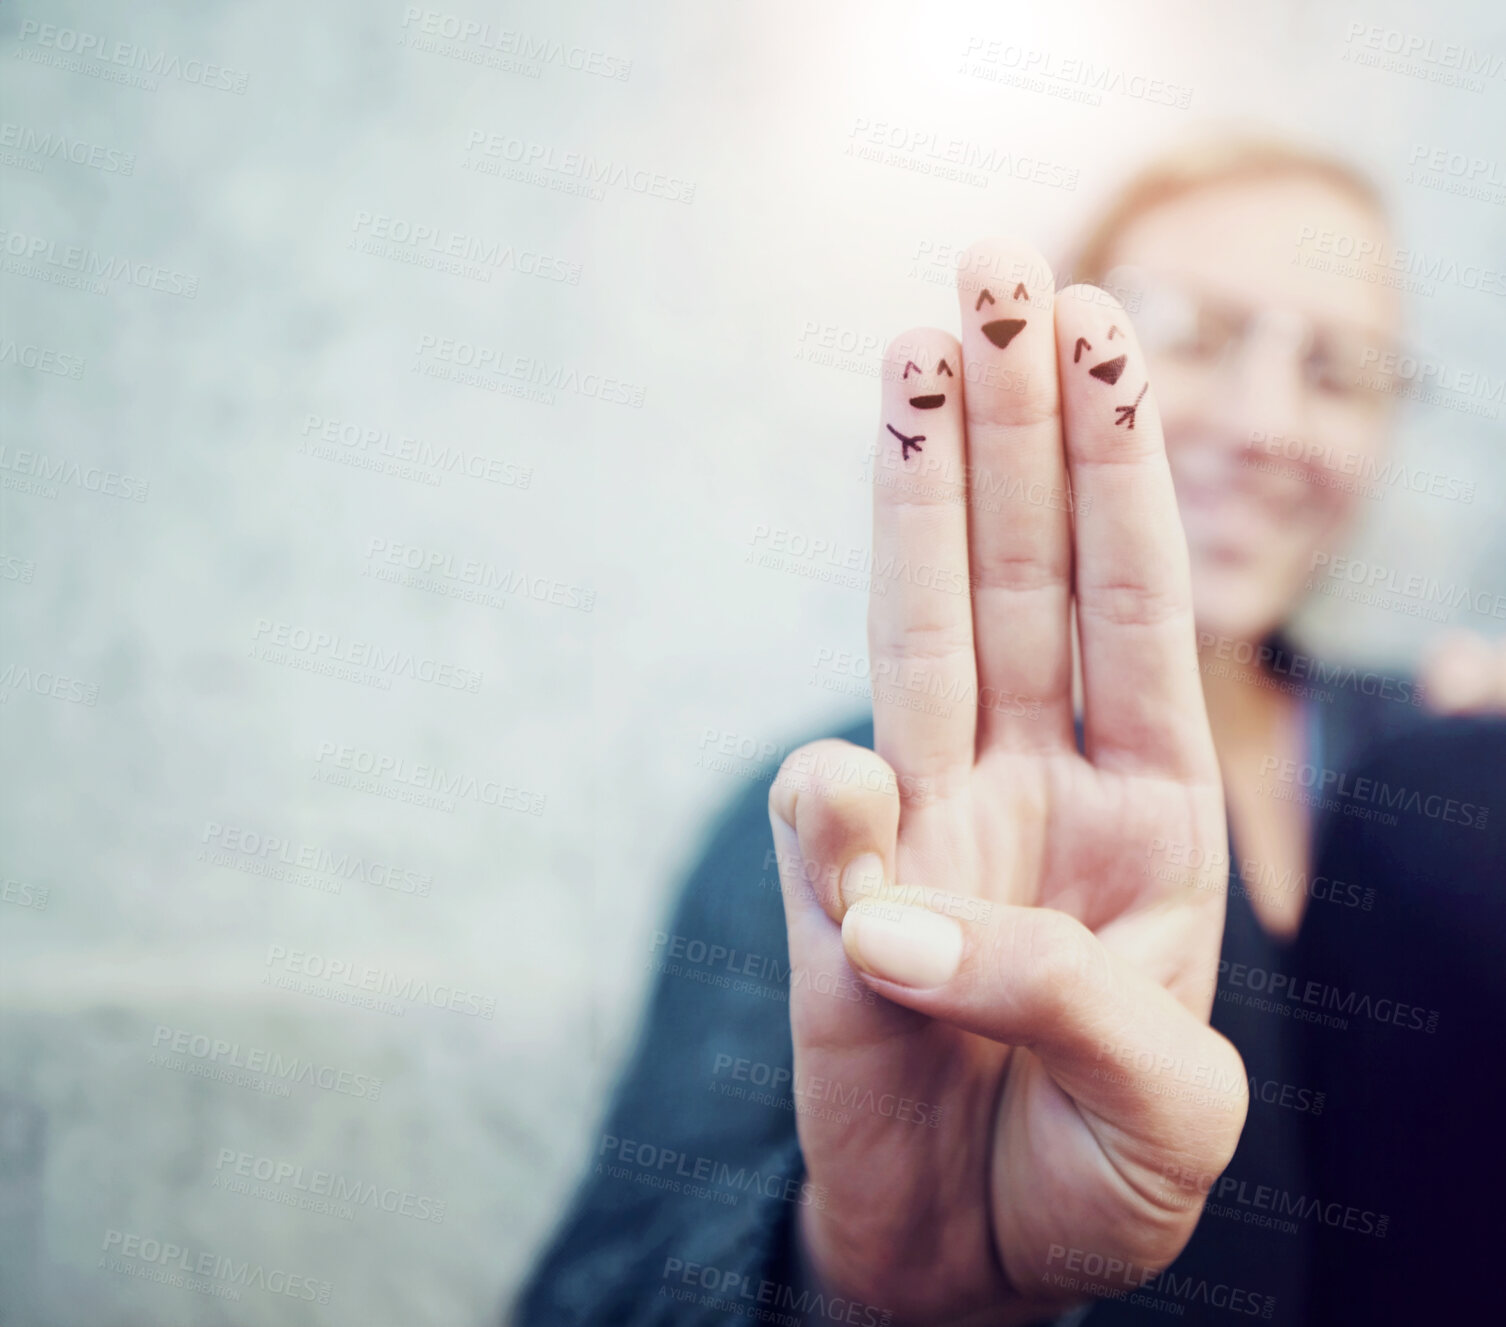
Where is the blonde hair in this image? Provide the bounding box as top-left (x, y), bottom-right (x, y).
top-left (1072, 135), bottom-right (1389, 287)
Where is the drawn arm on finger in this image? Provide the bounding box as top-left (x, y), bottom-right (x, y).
top-left (1114, 383), bottom-right (1148, 430)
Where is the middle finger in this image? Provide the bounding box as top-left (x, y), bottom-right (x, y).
top-left (956, 239), bottom-right (1076, 754)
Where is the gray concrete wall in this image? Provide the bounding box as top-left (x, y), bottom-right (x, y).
top-left (1, 0), bottom-right (1502, 1322)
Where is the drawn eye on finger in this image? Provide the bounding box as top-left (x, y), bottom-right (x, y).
top-left (975, 287), bottom-right (1028, 351)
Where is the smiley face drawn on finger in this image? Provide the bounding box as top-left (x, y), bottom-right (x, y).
top-left (888, 356), bottom-right (957, 461)
top-left (1075, 326), bottom-right (1128, 384)
top-left (974, 288), bottom-right (1027, 351)
top-left (903, 356), bottom-right (954, 410)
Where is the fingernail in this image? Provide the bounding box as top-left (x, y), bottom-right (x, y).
top-left (839, 854), bottom-right (885, 910)
top-left (843, 901), bottom-right (963, 988)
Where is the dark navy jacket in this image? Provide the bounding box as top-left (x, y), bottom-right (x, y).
top-left (517, 680), bottom-right (1506, 1326)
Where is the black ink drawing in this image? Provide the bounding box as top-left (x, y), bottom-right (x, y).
top-left (886, 423), bottom-right (925, 460)
top-left (903, 357), bottom-right (952, 408)
top-left (1073, 337), bottom-right (1091, 363)
top-left (975, 288), bottom-right (1026, 348)
top-left (983, 319), bottom-right (1026, 349)
top-left (1114, 383), bottom-right (1148, 429)
top-left (1088, 354), bottom-right (1127, 385)
top-left (1013, 283), bottom-right (1028, 300)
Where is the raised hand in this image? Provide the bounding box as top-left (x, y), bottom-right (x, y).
top-left (768, 240), bottom-right (1245, 1325)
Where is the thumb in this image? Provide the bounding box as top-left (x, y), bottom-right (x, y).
top-left (841, 896), bottom-right (1247, 1161)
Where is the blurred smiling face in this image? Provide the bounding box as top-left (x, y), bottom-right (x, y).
top-left (1100, 175), bottom-right (1403, 645)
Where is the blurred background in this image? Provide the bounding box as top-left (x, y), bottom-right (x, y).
top-left (1, 0), bottom-right (1502, 1322)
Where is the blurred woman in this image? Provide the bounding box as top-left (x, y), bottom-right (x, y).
top-left (517, 138), bottom-right (1506, 1326)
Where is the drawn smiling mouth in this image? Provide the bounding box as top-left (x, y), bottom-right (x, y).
top-left (981, 319), bottom-right (1027, 350)
top-left (908, 394), bottom-right (946, 409)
